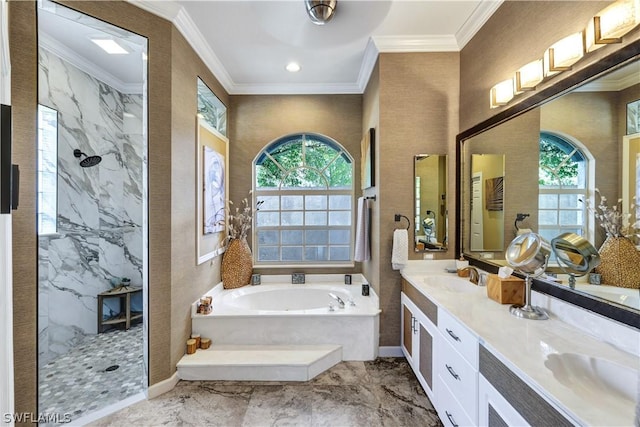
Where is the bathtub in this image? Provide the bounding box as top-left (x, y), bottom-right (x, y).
top-left (191, 274), bottom-right (380, 360)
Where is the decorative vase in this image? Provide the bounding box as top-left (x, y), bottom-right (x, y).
top-left (221, 238), bottom-right (253, 289)
top-left (594, 235), bottom-right (640, 289)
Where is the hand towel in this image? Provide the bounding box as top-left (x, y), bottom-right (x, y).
top-left (392, 229), bottom-right (408, 270)
top-left (354, 197), bottom-right (370, 262)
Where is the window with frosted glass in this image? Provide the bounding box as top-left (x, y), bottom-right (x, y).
top-left (539, 132), bottom-right (589, 246)
top-left (254, 134), bottom-right (353, 264)
top-left (37, 105), bottom-right (58, 235)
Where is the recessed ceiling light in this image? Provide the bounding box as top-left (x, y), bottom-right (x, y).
top-left (286, 62), bottom-right (301, 73)
top-left (91, 38), bottom-right (129, 55)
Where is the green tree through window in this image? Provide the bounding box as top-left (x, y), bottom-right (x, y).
top-left (254, 134), bottom-right (354, 264)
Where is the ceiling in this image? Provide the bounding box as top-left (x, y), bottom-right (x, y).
top-left (38, 0), bottom-right (639, 97)
top-left (130, 0), bottom-right (503, 94)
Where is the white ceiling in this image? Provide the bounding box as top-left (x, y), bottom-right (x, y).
top-left (38, 0), bottom-right (639, 97)
top-left (131, 0), bottom-right (503, 94)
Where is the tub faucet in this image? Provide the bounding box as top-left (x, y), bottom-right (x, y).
top-left (459, 266), bottom-right (480, 285)
top-left (329, 293), bottom-right (345, 308)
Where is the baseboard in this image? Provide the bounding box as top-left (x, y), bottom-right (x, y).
top-left (378, 346), bottom-right (404, 357)
top-left (71, 392), bottom-right (145, 425)
top-left (148, 371), bottom-right (179, 399)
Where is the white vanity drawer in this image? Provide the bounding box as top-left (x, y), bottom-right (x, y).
top-left (436, 375), bottom-right (474, 427)
top-left (438, 308), bottom-right (478, 368)
top-left (438, 341), bottom-right (478, 420)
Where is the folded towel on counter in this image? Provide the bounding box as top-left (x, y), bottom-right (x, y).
top-left (391, 229), bottom-right (408, 270)
top-left (354, 197), bottom-right (371, 262)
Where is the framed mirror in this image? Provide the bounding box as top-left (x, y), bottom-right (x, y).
top-left (456, 41), bottom-right (640, 328)
top-left (414, 154), bottom-right (447, 252)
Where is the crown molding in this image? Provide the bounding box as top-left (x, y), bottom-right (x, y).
top-left (372, 35), bottom-right (460, 53)
top-left (456, 0), bottom-right (504, 49)
top-left (230, 82), bottom-right (363, 96)
top-left (172, 7), bottom-right (234, 93)
top-left (357, 38), bottom-right (380, 93)
top-left (39, 32), bottom-right (143, 94)
top-left (125, 0), bottom-right (181, 22)
top-left (576, 71), bottom-right (639, 92)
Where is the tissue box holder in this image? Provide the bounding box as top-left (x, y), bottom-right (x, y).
top-left (487, 274), bottom-right (525, 305)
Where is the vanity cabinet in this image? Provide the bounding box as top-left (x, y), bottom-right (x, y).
top-left (401, 279), bottom-right (439, 401)
top-left (435, 308), bottom-right (479, 426)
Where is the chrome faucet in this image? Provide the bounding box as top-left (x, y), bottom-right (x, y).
top-left (459, 266), bottom-right (480, 285)
top-left (329, 293), bottom-right (345, 308)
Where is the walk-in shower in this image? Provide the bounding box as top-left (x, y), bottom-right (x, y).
top-left (37, 0), bottom-right (148, 422)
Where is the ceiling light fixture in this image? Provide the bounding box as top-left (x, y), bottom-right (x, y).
top-left (91, 38), bottom-right (129, 55)
top-left (305, 0), bottom-right (337, 25)
top-left (286, 62), bottom-right (301, 72)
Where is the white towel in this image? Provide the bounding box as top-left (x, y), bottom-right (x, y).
top-left (354, 197), bottom-right (370, 262)
top-left (392, 229), bottom-right (408, 270)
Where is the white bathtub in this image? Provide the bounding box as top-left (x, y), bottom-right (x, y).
top-left (191, 274), bottom-right (380, 360)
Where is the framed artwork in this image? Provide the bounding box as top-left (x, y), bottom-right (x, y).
top-left (196, 117), bottom-right (229, 264)
top-left (361, 128), bottom-right (375, 189)
top-left (628, 99), bottom-right (640, 135)
top-left (485, 176), bottom-right (504, 211)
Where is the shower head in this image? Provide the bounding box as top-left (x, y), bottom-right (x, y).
top-left (73, 149), bottom-right (102, 167)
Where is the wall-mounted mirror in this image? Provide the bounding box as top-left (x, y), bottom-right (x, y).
top-left (414, 154), bottom-right (447, 252)
top-left (457, 42), bottom-right (640, 327)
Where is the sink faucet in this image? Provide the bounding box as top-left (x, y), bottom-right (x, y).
top-left (459, 266), bottom-right (480, 285)
top-left (329, 293), bottom-right (345, 308)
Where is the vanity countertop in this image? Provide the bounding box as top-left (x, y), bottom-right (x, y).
top-left (401, 261), bottom-right (640, 427)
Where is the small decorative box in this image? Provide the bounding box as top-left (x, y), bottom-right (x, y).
top-left (486, 274), bottom-right (525, 305)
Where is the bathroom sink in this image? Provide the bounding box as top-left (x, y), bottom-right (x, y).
top-left (544, 353), bottom-right (638, 403)
top-left (423, 275), bottom-right (478, 293)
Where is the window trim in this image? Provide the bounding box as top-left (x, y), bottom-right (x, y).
top-left (252, 133), bottom-right (355, 267)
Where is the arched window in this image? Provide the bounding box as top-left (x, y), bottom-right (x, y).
top-left (538, 131), bottom-right (589, 243)
top-left (253, 133), bottom-right (354, 265)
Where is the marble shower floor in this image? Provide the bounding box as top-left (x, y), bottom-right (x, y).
top-left (39, 323), bottom-right (145, 424)
top-left (91, 357), bottom-right (443, 427)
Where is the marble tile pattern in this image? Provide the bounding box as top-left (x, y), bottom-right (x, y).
top-left (38, 48), bottom-right (145, 365)
top-left (91, 358), bottom-right (442, 427)
top-left (39, 324), bottom-right (145, 426)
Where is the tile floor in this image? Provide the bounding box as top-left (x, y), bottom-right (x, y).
top-left (91, 358), bottom-right (443, 427)
top-left (39, 323), bottom-right (145, 424)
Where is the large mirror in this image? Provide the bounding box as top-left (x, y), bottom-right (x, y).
top-left (458, 43), bottom-right (640, 325)
top-left (414, 154), bottom-right (447, 252)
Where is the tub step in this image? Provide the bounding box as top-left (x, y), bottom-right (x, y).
top-left (176, 344), bottom-right (342, 381)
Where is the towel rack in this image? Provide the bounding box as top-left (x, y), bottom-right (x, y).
top-left (394, 214), bottom-right (410, 230)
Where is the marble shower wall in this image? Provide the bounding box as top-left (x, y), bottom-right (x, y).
top-left (38, 48), bottom-right (145, 366)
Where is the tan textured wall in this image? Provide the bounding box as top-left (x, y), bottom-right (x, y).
top-left (460, 1), bottom-right (612, 131)
top-left (228, 94), bottom-right (363, 275)
top-left (362, 61), bottom-right (380, 296)
top-left (9, 1), bottom-right (38, 418)
top-left (377, 52), bottom-right (459, 346)
top-left (170, 27), bottom-right (229, 372)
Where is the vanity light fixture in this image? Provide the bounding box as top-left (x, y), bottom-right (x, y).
top-left (490, 79), bottom-right (514, 108)
top-left (514, 59), bottom-right (544, 93)
top-left (286, 62), bottom-right (301, 73)
top-left (585, 0), bottom-right (640, 52)
top-left (543, 32), bottom-right (584, 77)
top-left (90, 38), bottom-right (129, 55)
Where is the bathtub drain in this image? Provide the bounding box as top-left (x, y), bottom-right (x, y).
top-left (105, 365), bottom-right (119, 372)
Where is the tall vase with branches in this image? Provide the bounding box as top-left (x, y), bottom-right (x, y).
top-left (221, 196), bottom-right (263, 289)
top-left (583, 189), bottom-right (640, 289)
